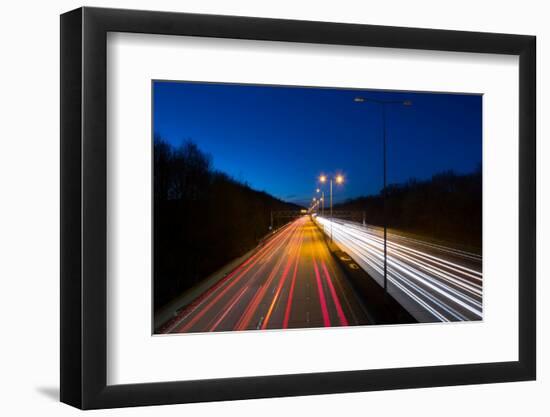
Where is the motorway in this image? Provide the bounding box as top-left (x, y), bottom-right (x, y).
top-left (162, 216), bottom-right (369, 334)
top-left (315, 216), bottom-right (483, 322)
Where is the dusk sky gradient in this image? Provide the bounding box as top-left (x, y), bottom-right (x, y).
top-left (153, 81), bottom-right (482, 207)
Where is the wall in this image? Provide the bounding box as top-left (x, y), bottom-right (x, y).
top-left (0, 0), bottom-right (546, 415)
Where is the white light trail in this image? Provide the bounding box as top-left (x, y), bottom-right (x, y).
top-left (315, 216), bottom-right (482, 322)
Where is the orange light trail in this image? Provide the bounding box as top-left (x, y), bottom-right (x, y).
top-left (175, 220), bottom-right (299, 332)
top-left (261, 226), bottom-right (305, 330)
top-left (313, 258), bottom-right (331, 327)
top-left (321, 260), bottom-right (349, 326)
top-left (233, 223), bottom-right (301, 331)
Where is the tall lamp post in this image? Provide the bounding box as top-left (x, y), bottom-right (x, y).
top-left (316, 188), bottom-right (325, 216)
top-left (319, 174), bottom-right (344, 241)
top-left (353, 96), bottom-right (411, 294)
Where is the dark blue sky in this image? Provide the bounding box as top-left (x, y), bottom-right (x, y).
top-left (153, 81), bottom-right (481, 207)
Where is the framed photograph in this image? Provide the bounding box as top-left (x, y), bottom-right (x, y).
top-left (60, 7), bottom-right (536, 409)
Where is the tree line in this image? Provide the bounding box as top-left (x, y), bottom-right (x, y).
top-left (334, 167), bottom-right (482, 251)
top-left (154, 137), bottom-right (300, 310)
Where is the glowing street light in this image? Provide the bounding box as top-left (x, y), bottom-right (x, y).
top-left (315, 187), bottom-right (324, 215)
top-left (317, 174), bottom-right (345, 241)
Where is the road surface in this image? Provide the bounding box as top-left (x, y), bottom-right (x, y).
top-left (162, 216), bottom-right (369, 334)
top-left (315, 216), bottom-right (482, 322)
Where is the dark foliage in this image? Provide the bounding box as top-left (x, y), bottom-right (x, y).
top-left (334, 167), bottom-right (482, 250)
top-left (154, 137), bottom-right (299, 310)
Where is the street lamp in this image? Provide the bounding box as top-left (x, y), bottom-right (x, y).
top-left (354, 96), bottom-right (411, 294)
top-left (319, 174), bottom-right (345, 241)
top-left (316, 188), bottom-right (325, 216)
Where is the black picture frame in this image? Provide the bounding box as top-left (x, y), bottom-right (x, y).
top-left (60, 6), bottom-right (536, 410)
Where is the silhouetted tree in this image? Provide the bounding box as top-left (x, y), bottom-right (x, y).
top-left (153, 137), bottom-right (300, 310)
top-left (334, 169), bottom-right (482, 251)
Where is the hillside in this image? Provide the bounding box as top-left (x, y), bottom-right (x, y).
top-left (154, 138), bottom-right (301, 310)
top-left (334, 168), bottom-right (482, 251)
